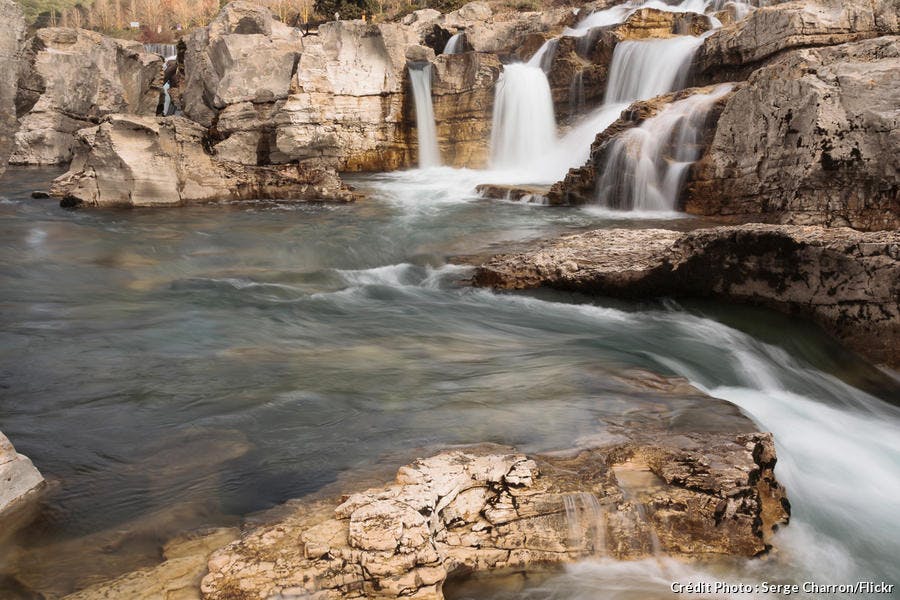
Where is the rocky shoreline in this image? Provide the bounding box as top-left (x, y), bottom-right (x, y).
top-left (474, 224), bottom-right (900, 368)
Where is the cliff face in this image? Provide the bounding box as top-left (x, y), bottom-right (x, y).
top-left (0, 0), bottom-right (26, 177)
top-left (11, 28), bottom-right (163, 165)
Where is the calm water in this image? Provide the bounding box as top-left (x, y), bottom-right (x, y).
top-left (0, 167), bottom-right (898, 598)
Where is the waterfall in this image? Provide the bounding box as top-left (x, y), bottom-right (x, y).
top-left (144, 43), bottom-right (177, 60)
top-left (408, 63), bottom-right (441, 169)
top-left (604, 36), bottom-right (704, 104)
top-left (527, 37), bottom-right (559, 73)
top-left (564, 492), bottom-right (607, 556)
top-left (569, 69), bottom-right (586, 115)
top-left (595, 85), bottom-right (731, 211)
top-left (444, 33), bottom-right (464, 54)
top-left (489, 63), bottom-right (557, 170)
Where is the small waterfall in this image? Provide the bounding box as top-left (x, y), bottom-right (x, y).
top-left (569, 69), bottom-right (586, 115)
top-left (595, 85), bottom-right (732, 210)
top-left (444, 33), bottom-right (464, 54)
top-left (489, 63), bottom-right (556, 170)
top-left (144, 43), bottom-right (177, 60)
top-left (604, 36), bottom-right (704, 104)
top-left (408, 63), bottom-right (441, 169)
top-left (527, 38), bottom-right (560, 73)
top-left (564, 492), bottom-right (607, 556)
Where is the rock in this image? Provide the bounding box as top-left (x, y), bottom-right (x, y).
top-left (693, 0), bottom-right (899, 81)
top-left (201, 431), bottom-right (787, 600)
top-left (11, 28), bottom-right (163, 165)
top-left (0, 432), bottom-right (45, 518)
top-left (179, 1), bottom-right (302, 129)
top-left (49, 114), bottom-right (361, 207)
top-left (476, 183), bottom-right (549, 203)
top-left (61, 528), bottom-right (240, 600)
top-left (687, 37), bottom-right (900, 231)
top-left (474, 224), bottom-right (900, 367)
top-left (0, 0), bottom-right (26, 177)
top-left (432, 52), bottom-right (502, 167)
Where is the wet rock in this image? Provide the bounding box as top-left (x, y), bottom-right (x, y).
top-left (60, 528), bottom-right (240, 600)
top-left (688, 37), bottom-right (900, 231)
top-left (49, 114), bottom-right (361, 207)
top-left (11, 28), bottom-right (163, 165)
top-left (474, 224), bottom-right (900, 367)
top-left (476, 184), bottom-right (550, 203)
top-left (0, 0), bottom-right (26, 177)
top-left (201, 432), bottom-right (787, 600)
top-left (0, 432), bottom-right (45, 518)
top-left (694, 0), bottom-right (898, 81)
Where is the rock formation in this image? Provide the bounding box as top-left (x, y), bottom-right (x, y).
top-left (687, 37), bottom-right (900, 230)
top-left (201, 431), bottom-right (787, 600)
top-left (49, 115), bottom-right (361, 207)
top-left (474, 224), bottom-right (900, 367)
top-left (0, 0), bottom-right (26, 177)
top-left (0, 432), bottom-right (45, 518)
top-left (11, 28), bottom-right (163, 165)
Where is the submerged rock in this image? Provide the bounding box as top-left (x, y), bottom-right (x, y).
top-left (688, 37), bottom-right (900, 230)
top-left (0, 432), bottom-right (45, 518)
top-left (49, 115), bottom-right (361, 207)
top-left (201, 432), bottom-right (787, 600)
top-left (11, 28), bottom-right (163, 165)
top-left (474, 224), bottom-right (900, 367)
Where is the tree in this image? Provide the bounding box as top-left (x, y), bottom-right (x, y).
top-left (314, 0), bottom-right (377, 20)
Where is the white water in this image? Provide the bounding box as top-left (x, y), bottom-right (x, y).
top-left (489, 64), bottom-right (557, 171)
top-left (604, 37), bottom-right (705, 104)
top-left (595, 84), bottom-right (731, 210)
top-left (444, 33), bottom-right (465, 54)
top-left (144, 43), bottom-right (177, 58)
top-left (408, 64), bottom-right (441, 168)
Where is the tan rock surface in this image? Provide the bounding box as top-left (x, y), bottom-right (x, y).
top-left (0, 432), bottom-right (45, 518)
top-left (0, 0), bottom-right (26, 176)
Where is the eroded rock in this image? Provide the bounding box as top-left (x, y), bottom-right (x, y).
top-left (474, 224), bottom-right (900, 367)
top-left (0, 432), bottom-right (45, 518)
top-left (201, 432), bottom-right (787, 600)
top-left (12, 28), bottom-right (163, 165)
top-left (49, 114), bottom-right (361, 207)
top-left (688, 37), bottom-right (900, 230)
top-left (0, 0), bottom-right (26, 177)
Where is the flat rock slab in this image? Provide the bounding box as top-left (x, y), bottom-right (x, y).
top-left (0, 432), bottom-right (45, 518)
top-left (473, 224), bottom-right (900, 367)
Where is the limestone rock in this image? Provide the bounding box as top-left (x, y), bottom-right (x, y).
top-left (49, 114), bottom-right (361, 207)
top-left (11, 28), bottom-right (163, 165)
top-left (688, 37), bottom-right (900, 231)
top-left (474, 224), bottom-right (900, 367)
top-left (0, 0), bottom-right (26, 176)
top-left (0, 432), bottom-right (45, 518)
top-left (201, 433), bottom-right (787, 600)
top-left (694, 0), bottom-right (899, 81)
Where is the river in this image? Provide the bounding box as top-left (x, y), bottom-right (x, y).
top-left (0, 167), bottom-right (898, 598)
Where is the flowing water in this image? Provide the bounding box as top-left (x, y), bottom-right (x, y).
top-left (408, 63), bottom-right (442, 169)
top-left (489, 64), bottom-right (557, 170)
top-left (444, 33), bottom-right (466, 54)
top-left (0, 168), bottom-right (898, 598)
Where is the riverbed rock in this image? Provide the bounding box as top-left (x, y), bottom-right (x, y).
top-left (474, 224), bottom-right (900, 367)
top-left (693, 0), bottom-right (899, 82)
top-left (0, 0), bottom-right (26, 177)
top-left (11, 28), bottom-right (163, 165)
top-left (687, 37), bottom-right (900, 231)
top-left (0, 432), bottom-right (45, 518)
top-left (49, 114), bottom-right (361, 207)
top-left (201, 432), bottom-right (787, 600)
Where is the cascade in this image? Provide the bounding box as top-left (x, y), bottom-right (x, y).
top-left (564, 492), bottom-right (607, 556)
top-left (144, 43), bottom-right (177, 59)
top-left (595, 85), bottom-right (731, 210)
top-left (407, 63), bottom-right (441, 169)
top-left (489, 63), bottom-right (556, 170)
top-left (444, 33), bottom-right (464, 54)
top-left (604, 36), bottom-right (704, 104)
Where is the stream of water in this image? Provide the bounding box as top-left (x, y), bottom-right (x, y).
top-left (0, 168), bottom-right (898, 598)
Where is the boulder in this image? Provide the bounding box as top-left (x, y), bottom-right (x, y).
top-left (11, 28), bottom-right (163, 165)
top-left (0, 432), bottom-right (45, 518)
top-left (49, 115), bottom-right (361, 207)
top-left (687, 37), bottom-right (900, 231)
top-left (0, 0), bottom-right (26, 176)
top-left (201, 432), bottom-right (787, 599)
top-left (474, 224), bottom-right (900, 367)
top-left (693, 0), bottom-right (899, 81)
